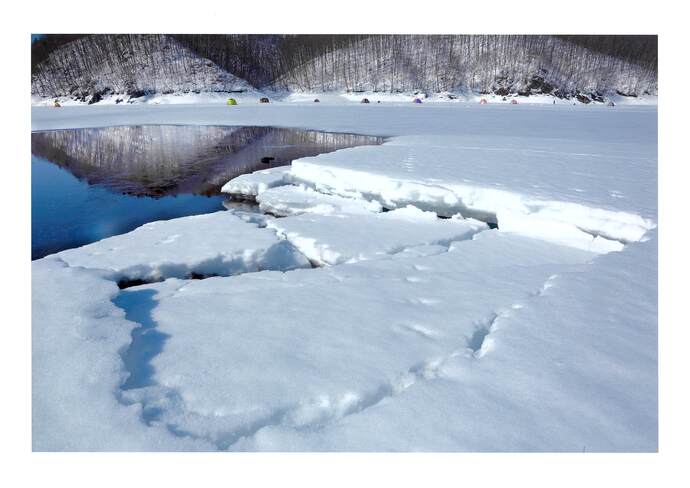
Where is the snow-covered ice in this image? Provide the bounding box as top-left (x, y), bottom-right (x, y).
top-left (31, 102), bottom-right (657, 451)
top-left (120, 231), bottom-right (599, 450)
top-left (266, 206), bottom-right (486, 265)
top-left (57, 211), bottom-right (310, 282)
top-left (32, 257), bottom-right (213, 451)
top-left (232, 231), bottom-right (657, 452)
top-left (286, 134), bottom-right (655, 253)
top-left (256, 184), bottom-right (382, 216)
top-left (220, 166), bottom-right (290, 199)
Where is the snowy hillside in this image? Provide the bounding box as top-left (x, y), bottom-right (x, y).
top-left (31, 35), bottom-right (657, 104)
top-left (275, 35), bottom-right (657, 99)
top-left (31, 35), bottom-right (254, 103)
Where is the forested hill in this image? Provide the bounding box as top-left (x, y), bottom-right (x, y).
top-left (31, 34), bottom-right (657, 102)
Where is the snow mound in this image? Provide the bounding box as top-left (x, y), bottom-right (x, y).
top-left (57, 211), bottom-right (310, 283)
top-left (266, 205), bottom-right (487, 266)
top-left (257, 184), bottom-right (382, 216)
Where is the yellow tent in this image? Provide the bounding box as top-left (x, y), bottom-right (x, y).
top-left (227, 98), bottom-right (237, 105)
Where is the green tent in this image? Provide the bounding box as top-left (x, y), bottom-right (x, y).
top-left (227, 98), bottom-right (238, 105)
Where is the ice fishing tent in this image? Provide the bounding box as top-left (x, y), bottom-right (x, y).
top-left (259, 97), bottom-right (270, 103)
top-left (413, 98), bottom-right (423, 104)
top-left (479, 98), bottom-right (488, 104)
top-left (361, 98), bottom-right (370, 103)
top-left (314, 98), bottom-right (320, 103)
top-left (607, 101), bottom-right (615, 107)
top-left (227, 98), bottom-right (238, 105)
top-left (511, 99), bottom-right (518, 104)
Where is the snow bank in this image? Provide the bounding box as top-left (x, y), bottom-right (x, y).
top-left (32, 90), bottom-right (274, 107)
top-left (57, 211), bottom-right (310, 283)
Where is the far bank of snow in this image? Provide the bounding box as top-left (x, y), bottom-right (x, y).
top-left (31, 90), bottom-right (658, 107)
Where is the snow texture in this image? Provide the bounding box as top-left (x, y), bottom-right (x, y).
top-left (32, 103), bottom-right (657, 451)
top-left (257, 184), bottom-right (382, 217)
top-left (32, 257), bottom-right (213, 451)
top-left (286, 134), bottom-right (655, 253)
top-left (57, 211), bottom-right (310, 283)
top-left (266, 206), bottom-right (486, 265)
top-left (220, 166), bottom-right (290, 199)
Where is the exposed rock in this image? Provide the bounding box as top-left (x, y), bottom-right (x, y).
top-left (576, 93), bottom-right (591, 104)
top-left (591, 92), bottom-right (605, 103)
top-left (525, 75), bottom-right (554, 95)
top-left (128, 89), bottom-right (149, 99)
top-left (88, 92), bottom-right (102, 104)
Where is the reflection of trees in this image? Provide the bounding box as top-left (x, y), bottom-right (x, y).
top-left (31, 126), bottom-right (383, 197)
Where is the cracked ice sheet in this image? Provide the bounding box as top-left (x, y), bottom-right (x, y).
top-left (57, 211), bottom-right (310, 282)
top-left (266, 205), bottom-right (487, 265)
top-left (257, 184), bottom-right (383, 217)
top-left (286, 134), bottom-right (656, 247)
top-left (237, 233), bottom-right (657, 452)
top-left (125, 232), bottom-right (596, 450)
top-left (32, 257), bottom-right (212, 451)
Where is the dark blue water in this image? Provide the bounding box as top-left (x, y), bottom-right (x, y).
top-left (32, 156), bottom-right (224, 259)
top-left (31, 125), bottom-right (383, 259)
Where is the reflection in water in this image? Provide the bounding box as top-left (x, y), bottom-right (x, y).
top-left (31, 125), bottom-right (384, 259)
top-left (31, 157), bottom-right (226, 260)
top-left (31, 126), bottom-right (384, 197)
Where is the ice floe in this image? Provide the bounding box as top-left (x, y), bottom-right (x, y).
top-left (220, 166), bottom-right (290, 199)
top-left (57, 211), bottom-right (310, 283)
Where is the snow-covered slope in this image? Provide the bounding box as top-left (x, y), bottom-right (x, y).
top-left (31, 34), bottom-right (255, 103)
top-left (31, 35), bottom-right (657, 105)
top-left (274, 35), bottom-right (657, 99)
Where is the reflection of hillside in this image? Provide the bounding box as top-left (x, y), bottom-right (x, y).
top-left (31, 126), bottom-right (384, 197)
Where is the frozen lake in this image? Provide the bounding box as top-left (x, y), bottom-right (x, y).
top-left (31, 125), bottom-right (383, 258)
top-left (31, 104), bottom-right (657, 452)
